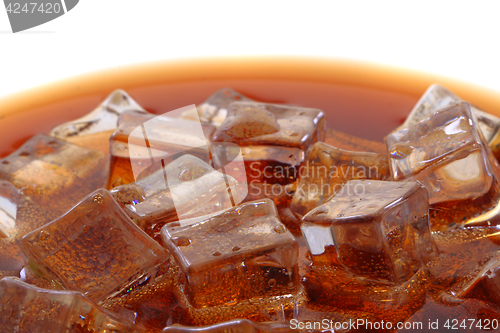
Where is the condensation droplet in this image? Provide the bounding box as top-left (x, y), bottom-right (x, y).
top-left (39, 230), bottom-right (49, 241)
top-left (178, 169), bottom-right (191, 181)
top-left (232, 246), bottom-right (241, 252)
top-left (212, 251), bottom-right (222, 256)
top-left (172, 236), bottom-right (191, 247)
top-left (390, 143), bottom-right (413, 159)
top-left (274, 225), bottom-right (286, 233)
top-left (268, 278), bottom-right (276, 287)
top-left (93, 194), bottom-right (104, 204)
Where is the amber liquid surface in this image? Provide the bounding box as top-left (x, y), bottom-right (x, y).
top-left (0, 58), bottom-right (421, 156)
top-left (3, 58), bottom-right (500, 333)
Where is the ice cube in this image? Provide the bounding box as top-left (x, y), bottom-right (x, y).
top-left (290, 142), bottom-right (391, 218)
top-left (454, 251), bottom-right (500, 307)
top-left (161, 319), bottom-right (290, 333)
top-left (161, 199), bottom-right (299, 308)
top-left (212, 101), bottom-right (326, 186)
top-left (301, 180), bottom-right (437, 284)
top-left (111, 155), bottom-right (243, 240)
top-left (19, 189), bottom-right (168, 302)
top-left (0, 184), bottom-right (61, 278)
top-left (0, 181), bottom-right (21, 239)
top-left (401, 84), bottom-right (500, 148)
top-left (243, 182), bottom-right (299, 232)
top-left (0, 134), bottom-right (107, 214)
top-left (101, 259), bottom-right (187, 331)
top-left (50, 90), bottom-right (146, 153)
top-left (210, 101), bottom-right (324, 232)
top-left (108, 107), bottom-right (215, 188)
top-left (386, 102), bottom-right (500, 231)
top-left (0, 277), bottom-right (142, 332)
top-left (181, 88), bottom-right (252, 126)
top-left (304, 260), bottom-right (428, 316)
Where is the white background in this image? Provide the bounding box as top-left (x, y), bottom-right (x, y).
top-left (1, 1), bottom-right (500, 99)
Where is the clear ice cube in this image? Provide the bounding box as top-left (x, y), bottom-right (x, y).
top-left (50, 90), bottom-right (146, 153)
top-left (0, 277), bottom-right (142, 332)
top-left (161, 199), bottom-right (299, 308)
top-left (301, 180), bottom-right (437, 284)
top-left (401, 84), bottom-right (500, 146)
top-left (0, 181), bottom-right (20, 239)
top-left (0, 134), bottom-right (107, 214)
top-left (386, 102), bottom-right (500, 230)
top-left (111, 155), bottom-right (243, 240)
top-left (0, 184), bottom-right (61, 278)
top-left (162, 319), bottom-right (291, 333)
top-left (108, 107), bottom-right (215, 188)
top-left (212, 101), bottom-right (326, 186)
top-left (100, 260), bottom-right (185, 331)
top-left (455, 252), bottom-right (500, 307)
top-left (20, 189), bottom-right (168, 302)
top-left (290, 142), bottom-right (391, 218)
top-left (181, 88), bottom-right (252, 126)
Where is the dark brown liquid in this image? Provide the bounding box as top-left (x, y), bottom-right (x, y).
top-left (3, 58), bottom-right (500, 333)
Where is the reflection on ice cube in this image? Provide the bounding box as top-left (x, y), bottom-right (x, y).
top-left (125, 106), bottom-right (248, 222)
top-left (0, 181), bottom-right (20, 239)
top-left (128, 105), bottom-right (208, 181)
top-left (402, 84), bottom-right (500, 144)
top-left (51, 89), bottom-right (146, 140)
top-left (301, 180), bottom-right (437, 284)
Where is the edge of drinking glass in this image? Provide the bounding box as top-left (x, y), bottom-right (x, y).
top-left (0, 56), bottom-right (499, 118)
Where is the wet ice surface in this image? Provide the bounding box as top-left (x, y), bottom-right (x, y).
top-left (50, 90), bottom-right (146, 153)
top-left (0, 186), bottom-right (61, 277)
top-left (181, 88), bottom-right (252, 126)
top-left (0, 181), bottom-right (20, 239)
top-left (454, 250), bottom-right (500, 307)
top-left (290, 142), bottom-right (391, 218)
top-left (161, 319), bottom-right (291, 333)
top-left (0, 134), bottom-right (107, 213)
top-left (0, 277), bottom-right (142, 333)
top-left (0, 134), bottom-right (107, 275)
top-left (387, 102), bottom-right (500, 231)
top-left (161, 199), bottom-right (299, 309)
top-left (302, 180), bottom-right (437, 284)
top-left (213, 101), bottom-right (325, 149)
top-left (212, 101), bottom-right (326, 186)
top-left (111, 155), bottom-right (243, 240)
top-left (108, 108), bottom-right (215, 188)
top-left (401, 84), bottom-right (500, 146)
top-left (20, 189), bottom-right (168, 302)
